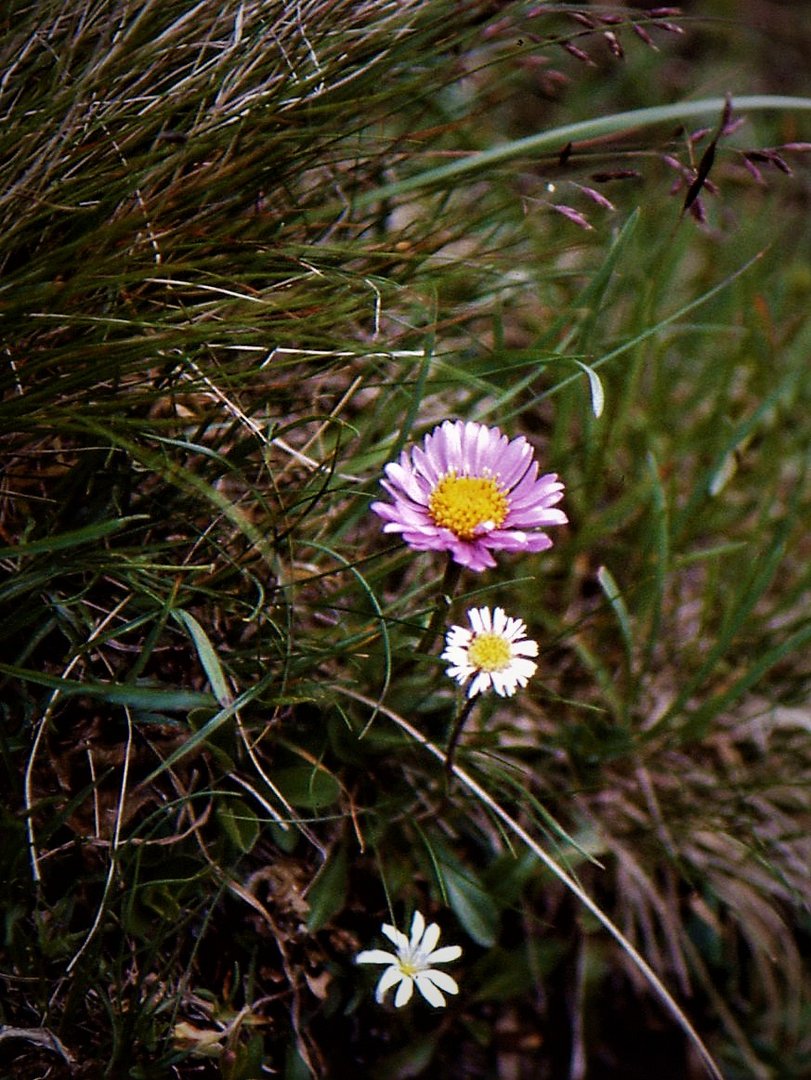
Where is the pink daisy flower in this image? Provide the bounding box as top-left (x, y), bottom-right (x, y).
top-left (371, 420), bottom-right (567, 571)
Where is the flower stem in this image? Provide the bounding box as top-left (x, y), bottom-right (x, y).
top-left (445, 696), bottom-right (476, 781)
top-left (415, 556), bottom-right (462, 658)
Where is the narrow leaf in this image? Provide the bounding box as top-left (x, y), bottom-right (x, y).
top-left (0, 664), bottom-right (212, 710)
top-left (307, 846), bottom-right (349, 931)
top-left (573, 359), bottom-right (605, 417)
top-left (173, 610), bottom-right (231, 707)
top-left (596, 565), bottom-right (634, 665)
top-left (440, 862), bottom-right (499, 947)
top-left (217, 797), bottom-right (259, 854)
top-left (0, 516), bottom-right (148, 557)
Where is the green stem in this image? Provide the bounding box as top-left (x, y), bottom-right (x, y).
top-left (445, 695), bottom-right (477, 781)
top-left (414, 556), bottom-right (462, 658)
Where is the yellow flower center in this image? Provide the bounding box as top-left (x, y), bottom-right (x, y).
top-left (467, 633), bottom-right (512, 672)
top-left (427, 471), bottom-right (509, 540)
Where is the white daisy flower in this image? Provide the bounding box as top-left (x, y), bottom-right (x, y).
top-left (441, 605), bottom-right (539, 698)
top-left (356, 910), bottom-right (462, 1008)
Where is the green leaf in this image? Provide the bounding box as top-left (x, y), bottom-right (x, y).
top-left (224, 1036), bottom-right (265, 1080)
top-left (140, 884), bottom-right (182, 922)
top-left (307, 845), bottom-right (349, 931)
top-left (573, 359), bottom-right (605, 418)
top-left (474, 941), bottom-right (566, 1002)
top-left (285, 1043), bottom-right (314, 1080)
top-left (440, 862), bottom-right (499, 948)
top-left (173, 609), bottom-right (231, 707)
top-left (646, 508), bottom-right (796, 738)
top-left (640, 450), bottom-right (670, 671)
top-left (142, 671), bottom-right (276, 783)
top-left (483, 848), bottom-right (542, 907)
top-left (596, 563), bottom-right (634, 671)
top-left (272, 765), bottom-right (341, 810)
top-left (0, 664), bottom-right (213, 710)
top-left (376, 1034), bottom-right (439, 1079)
top-left (0, 515), bottom-right (148, 557)
top-left (216, 797), bottom-right (259, 854)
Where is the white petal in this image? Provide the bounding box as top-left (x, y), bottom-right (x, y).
top-left (356, 949), bottom-right (398, 966)
top-left (381, 923), bottom-right (410, 952)
top-left (413, 972), bottom-right (446, 1007)
top-left (393, 975), bottom-right (415, 1007)
top-left (512, 640), bottom-right (539, 657)
top-left (511, 658), bottom-right (538, 679)
top-left (503, 615), bottom-right (527, 639)
top-left (445, 665), bottom-right (473, 687)
top-left (442, 628), bottom-right (472, 652)
top-left (409, 910), bottom-right (426, 947)
top-left (422, 969), bottom-right (460, 996)
top-left (467, 671), bottom-right (491, 697)
top-left (490, 671), bottom-right (517, 696)
top-left (417, 921), bottom-right (441, 956)
top-left (426, 944), bottom-right (463, 964)
top-left (375, 965), bottom-right (404, 1003)
top-left (441, 646), bottom-right (473, 668)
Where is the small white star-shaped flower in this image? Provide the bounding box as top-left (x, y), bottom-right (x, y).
top-left (356, 910), bottom-right (462, 1008)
